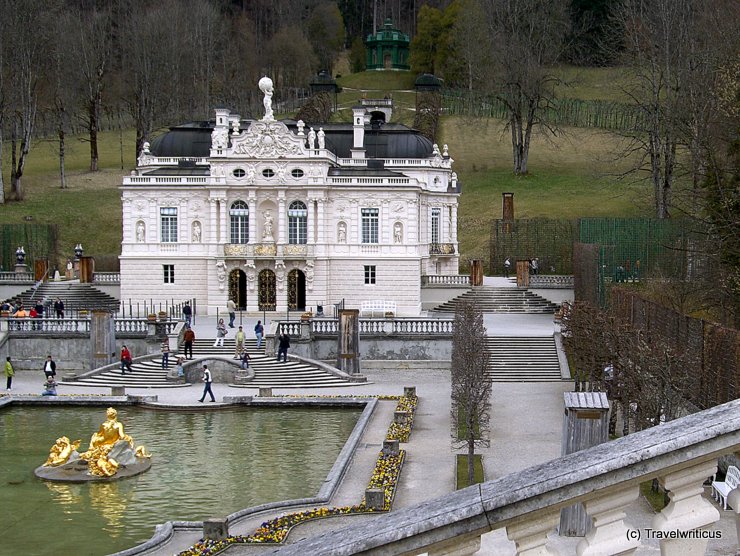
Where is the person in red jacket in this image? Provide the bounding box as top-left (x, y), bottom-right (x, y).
top-left (120, 345), bottom-right (132, 374)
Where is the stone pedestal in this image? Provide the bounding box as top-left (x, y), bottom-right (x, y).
top-left (404, 386), bottom-right (417, 398)
top-left (233, 370), bottom-right (251, 385)
top-left (15, 264), bottom-right (28, 274)
top-left (111, 386), bottom-right (126, 396)
top-left (259, 387), bottom-right (273, 397)
top-left (203, 517), bottom-right (229, 541)
top-left (382, 440), bottom-right (400, 456)
top-left (365, 488), bottom-right (385, 510)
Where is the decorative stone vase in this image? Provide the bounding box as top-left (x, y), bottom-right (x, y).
top-left (384, 311), bottom-right (395, 319)
top-left (157, 311), bottom-right (167, 322)
top-left (147, 314), bottom-right (157, 322)
top-left (301, 312), bottom-right (312, 321)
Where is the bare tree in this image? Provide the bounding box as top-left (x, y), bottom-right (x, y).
top-left (476, 0), bottom-right (571, 175)
top-left (450, 299), bottom-right (491, 485)
top-left (2, 0), bottom-right (57, 200)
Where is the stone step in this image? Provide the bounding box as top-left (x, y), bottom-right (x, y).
top-left (485, 336), bottom-right (563, 382)
top-left (66, 340), bottom-right (358, 389)
top-left (432, 287), bottom-right (559, 314)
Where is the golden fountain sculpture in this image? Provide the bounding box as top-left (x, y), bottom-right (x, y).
top-left (36, 407), bottom-right (151, 481)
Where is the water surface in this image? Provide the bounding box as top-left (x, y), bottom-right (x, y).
top-left (0, 405), bottom-right (361, 556)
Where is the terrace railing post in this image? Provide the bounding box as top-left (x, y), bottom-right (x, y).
top-left (506, 509), bottom-right (560, 556)
top-left (576, 484), bottom-right (640, 555)
top-left (652, 459), bottom-right (720, 555)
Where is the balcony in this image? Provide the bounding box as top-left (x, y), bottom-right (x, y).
top-left (429, 242), bottom-right (456, 256)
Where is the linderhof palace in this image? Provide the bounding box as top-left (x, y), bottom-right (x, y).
top-left (119, 78), bottom-right (460, 316)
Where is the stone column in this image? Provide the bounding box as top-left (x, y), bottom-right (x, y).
top-left (248, 194), bottom-right (257, 245)
top-left (218, 198), bottom-right (227, 244)
top-left (337, 309), bottom-right (360, 375)
top-left (209, 198), bottom-right (218, 251)
top-left (576, 484), bottom-right (640, 555)
top-left (651, 459), bottom-right (720, 555)
top-left (277, 191), bottom-right (286, 245)
top-left (506, 510), bottom-right (560, 555)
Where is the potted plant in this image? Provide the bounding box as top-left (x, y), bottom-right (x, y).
top-left (147, 313), bottom-right (157, 322)
top-left (384, 311), bottom-right (395, 319)
top-left (157, 310), bottom-right (167, 321)
top-left (301, 311), bottom-right (313, 321)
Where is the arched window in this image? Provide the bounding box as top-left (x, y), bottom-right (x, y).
top-left (288, 201), bottom-right (307, 244)
top-left (230, 201), bottom-right (249, 244)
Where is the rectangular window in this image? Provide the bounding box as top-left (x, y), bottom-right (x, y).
top-left (364, 265), bottom-right (376, 284)
top-left (361, 208), bottom-right (379, 244)
top-left (163, 264), bottom-right (175, 284)
top-left (160, 207), bottom-right (178, 243)
top-left (288, 206), bottom-right (308, 244)
top-left (431, 207), bottom-right (441, 244)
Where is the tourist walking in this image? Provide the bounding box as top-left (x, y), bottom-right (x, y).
top-left (161, 337), bottom-right (170, 369)
top-left (213, 319), bottom-right (227, 347)
top-left (5, 357), bottom-right (14, 390)
top-left (43, 355), bottom-right (57, 379)
top-left (183, 326), bottom-right (195, 359)
top-left (120, 345), bottom-right (132, 373)
top-left (54, 298), bottom-right (65, 319)
top-left (277, 332), bottom-right (290, 362)
top-left (503, 257), bottom-right (511, 278)
top-left (227, 299), bottom-right (236, 328)
top-left (198, 364), bottom-right (215, 402)
top-left (254, 320), bottom-right (264, 349)
top-left (234, 325), bottom-right (245, 358)
top-left (182, 301), bottom-right (192, 327)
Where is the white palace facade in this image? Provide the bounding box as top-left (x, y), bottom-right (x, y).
top-left (120, 80), bottom-right (460, 316)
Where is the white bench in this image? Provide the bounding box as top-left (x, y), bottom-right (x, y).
top-left (360, 300), bottom-right (397, 318)
top-left (711, 465), bottom-right (739, 510)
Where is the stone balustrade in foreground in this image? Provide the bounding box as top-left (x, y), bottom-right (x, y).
top-left (274, 398), bottom-right (740, 556)
top-left (0, 317), bottom-right (177, 336)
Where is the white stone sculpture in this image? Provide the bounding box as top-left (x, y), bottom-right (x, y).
top-left (297, 120), bottom-right (305, 136)
top-left (259, 76), bottom-right (274, 122)
top-left (192, 221), bottom-right (201, 243)
top-left (262, 210), bottom-right (274, 241)
top-left (338, 222), bottom-right (347, 243)
top-left (216, 261), bottom-right (226, 291)
top-left (443, 144), bottom-right (449, 157)
top-left (136, 221), bottom-right (145, 243)
top-left (394, 222), bottom-right (402, 244)
top-left (211, 128), bottom-right (228, 150)
top-left (317, 127), bottom-right (325, 149)
top-left (308, 127), bottom-right (317, 149)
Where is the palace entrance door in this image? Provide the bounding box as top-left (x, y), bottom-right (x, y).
top-left (229, 269), bottom-right (247, 310)
top-left (288, 269), bottom-right (306, 311)
top-left (258, 269), bottom-right (276, 311)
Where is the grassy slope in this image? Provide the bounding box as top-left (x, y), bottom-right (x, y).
top-left (0, 67), bottom-right (654, 265)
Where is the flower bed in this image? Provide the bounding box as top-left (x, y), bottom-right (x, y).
top-left (386, 393), bottom-right (418, 443)
top-left (178, 393), bottom-right (417, 555)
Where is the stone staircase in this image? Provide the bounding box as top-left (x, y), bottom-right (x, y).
top-left (7, 282), bottom-right (120, 313)
top-left (64, 338), bottom-right (359, 389)
top-left (432, 287), bottom-right (558, 314)
top-left (486, 336), bottom-right (563, 382)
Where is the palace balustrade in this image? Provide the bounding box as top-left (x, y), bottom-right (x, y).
top-left (530, 274), bottom-right (575, 289)
top-left (421, 274), bottom-right (471, 286)
top-left (277, 398), bottom-right (740, 556)
top-left (0, 271), bottom-right (34, 282)
top-left (92, 272), bottom-right (121, 284)
top-left (278, 318), bottom-right (455, 337)
top-left (0, 317), bottom-right (177, 336)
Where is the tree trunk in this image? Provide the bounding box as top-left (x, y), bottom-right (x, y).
top-left (59, 126), bottom-right (67, 189)
top-left (88, 96), bottom-right (100, 172)
top-left (467, 409), bottom-right (476, 485)
top-left (0, 128), bottom-right (5, 204)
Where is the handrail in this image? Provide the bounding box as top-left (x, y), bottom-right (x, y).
top-left (275, 398), bottom-right (740, 555)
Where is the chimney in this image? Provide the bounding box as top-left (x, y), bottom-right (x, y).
top-left (351, 107), bottom-right (366, 159)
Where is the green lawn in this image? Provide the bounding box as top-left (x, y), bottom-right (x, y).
top-left (456, 454), bottom-right (485, 489)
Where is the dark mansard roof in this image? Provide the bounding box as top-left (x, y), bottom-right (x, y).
top-left (149, 120), bottom-right (434, 160)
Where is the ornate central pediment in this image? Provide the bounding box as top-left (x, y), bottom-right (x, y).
top-left (230, 121), bottom-right (305, 159)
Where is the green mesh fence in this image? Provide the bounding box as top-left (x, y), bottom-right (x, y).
top-left (0, 224), bottom-right (59, 271)
top-left (490, 219), bottom-right (577, 275)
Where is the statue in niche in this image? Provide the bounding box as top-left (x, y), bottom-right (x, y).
top-left (337, 222), bottom-right (347, 243)
top-left (317, 127), bottom-right (325, 149)
top-left (275, 260), bottom-right (285, 290)
top-left (136, 221), bottom-right (145, 243)
top-left (307, 127), bottom-right (317, 149)
top-left (305, 261), bottom-right (315, 291)
top-left (211, 127), bottom-right (228, 150)
top-left (245, 261), bottom-right (256, 291)
top-left (262, 210), bottom-right (274, 241)
top-left (259, 76), bottom-right (274, 121)
top-left (394, 222), bottom-right (403, 244)
top-left (192, 221), bottom-right (201, 243)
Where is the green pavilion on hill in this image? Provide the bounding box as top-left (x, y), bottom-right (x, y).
top-left (366, 19), bottom-right (410, 70)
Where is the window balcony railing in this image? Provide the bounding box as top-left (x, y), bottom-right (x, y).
top-left (429, 242), bottom-right (456, 255)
